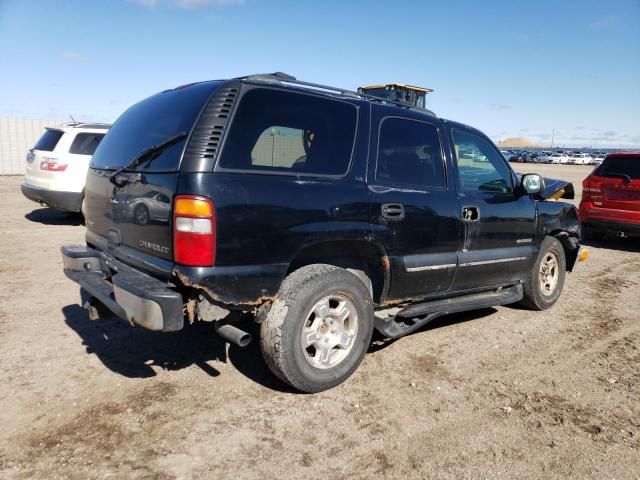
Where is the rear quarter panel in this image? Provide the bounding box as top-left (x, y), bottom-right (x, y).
top-left (177, 172), bottom-right (371, 267)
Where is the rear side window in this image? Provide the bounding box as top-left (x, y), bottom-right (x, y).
top-left (376, 117), bottom-right (445, 188)
top-left (33, 129), bottom-right (63, 152)
top-left (69, 133), bottom-right (105, 155)
top-left (596, 157), bottom-right (640, 180)
top-left (219, 88), bottom-right (358, 176)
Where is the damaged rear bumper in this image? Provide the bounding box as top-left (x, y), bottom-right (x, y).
top-left (61, 245), bottom-right (184, 331)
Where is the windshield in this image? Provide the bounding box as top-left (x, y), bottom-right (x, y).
top-left (90, 81), bottom-right (221, 171)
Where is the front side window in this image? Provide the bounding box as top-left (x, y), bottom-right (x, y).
top-left (452, 130), bottom-right (513, 194)
top-left (219, 88), bottom-right (357, 176)
top-left (376, 117), bottom-right (445, 188)
top-left (69, 133), bottom-right (105, 155)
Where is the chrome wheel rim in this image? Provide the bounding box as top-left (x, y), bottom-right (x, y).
top-left (539, 252), bottom-right (559, 296)
top-left (301, 294), bottom-right (358, 369)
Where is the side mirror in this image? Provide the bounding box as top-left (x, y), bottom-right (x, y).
top-left (520, 173), bottom-right (545, 195)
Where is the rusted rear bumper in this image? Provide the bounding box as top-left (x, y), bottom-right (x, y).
top-left (61, 245), bottom-right (184, 331)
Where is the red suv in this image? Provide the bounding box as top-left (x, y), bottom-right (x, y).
top-left (580, 152), bottom-right (640, 239)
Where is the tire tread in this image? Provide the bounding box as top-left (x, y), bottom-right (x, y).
top-left (260, 265), bottom-right (339, 390)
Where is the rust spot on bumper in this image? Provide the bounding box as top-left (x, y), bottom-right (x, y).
top-left (172, 269), bottom-right (275, 311)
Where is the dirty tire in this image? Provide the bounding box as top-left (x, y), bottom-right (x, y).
top-left (260, 264), bottom-right (374, 393)
top-left (520, 236), bottom-right (566, 310)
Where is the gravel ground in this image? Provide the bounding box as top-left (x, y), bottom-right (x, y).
top-left (0, 164), bottom-right (638, 479)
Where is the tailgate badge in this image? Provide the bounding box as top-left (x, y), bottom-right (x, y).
top-left (140, 240), bottom-right (169, 254)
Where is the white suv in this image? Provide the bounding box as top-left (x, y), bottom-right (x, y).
top-left (21, 122), bottom-right (110, 213)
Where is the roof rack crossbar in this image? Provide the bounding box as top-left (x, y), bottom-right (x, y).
top-left (238, 72), bottom-right (437, 116)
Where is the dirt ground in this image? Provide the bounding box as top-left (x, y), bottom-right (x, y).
top-left (0, 164), bottom-right (638, 480)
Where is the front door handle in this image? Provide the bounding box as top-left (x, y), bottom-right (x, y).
top-left (462, 206), bottom-right (479, 222)
top-left (382, 203), bottom-right (405, 221)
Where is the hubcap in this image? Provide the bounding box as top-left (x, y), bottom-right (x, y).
top-left (301, 294), bottom-right (358, 369)
top-left (539, 252), bottom-right (559, 296)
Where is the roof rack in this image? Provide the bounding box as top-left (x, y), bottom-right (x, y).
top-left (238, 72), bottom-right (436, 116)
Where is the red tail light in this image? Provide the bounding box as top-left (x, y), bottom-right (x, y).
top-left (173, 195), bottom-right (216, 266)
top-left (40, 158), bottom-right (68, 171)
top-left (582, 177), bottom-right (603, 206)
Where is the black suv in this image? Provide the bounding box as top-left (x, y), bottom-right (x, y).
top-left (61, 73), bottom-right (586, 392)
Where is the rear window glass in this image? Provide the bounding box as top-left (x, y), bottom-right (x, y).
top-left (33, 129), bottom-right (63, 152)
top-left (376, 117), bottom-right (445, 188)
top-left (90, 81), bottom-right (220, 171)
top-left (596, 157), bottom-right (640, 180)
top-left (69, 133), bottom-right (105, 155)
top-left (219, 88), bottom-right (357, 176)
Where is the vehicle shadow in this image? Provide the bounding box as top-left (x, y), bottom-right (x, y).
top-left (63, 298), bottom-right (496, 392)
top-left (368, 307), bottom-right (497, 353)
top-left (25, 207), bottom-right (83, 226)
top-left (581, 237), bottom-right (640, 253)
top-left (63, 304), bottom-right (228, 379)
top-left (62, 301), bottom-right (294, 392)
top-left (227, 321), bottom-right (297, 393)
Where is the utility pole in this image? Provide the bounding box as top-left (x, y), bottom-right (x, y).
top-left (550, 128), bottom-right (555, 149)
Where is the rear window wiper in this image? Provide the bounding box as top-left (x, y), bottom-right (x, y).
top-left (109, 131), bottom-right (188, 186)
top-left (606, 172), bottom-right (632, 183)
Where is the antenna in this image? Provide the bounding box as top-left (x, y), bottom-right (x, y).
top-left (69, 114), bottom-right (77, 124)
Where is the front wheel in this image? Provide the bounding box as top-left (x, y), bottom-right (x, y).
top-left (260, 264), bottom-right (374, 392)
top-left (520, 236), bottom-right (566, 310)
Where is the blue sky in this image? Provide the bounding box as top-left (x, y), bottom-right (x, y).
top-left (0, 0), bottom-right (638, 148)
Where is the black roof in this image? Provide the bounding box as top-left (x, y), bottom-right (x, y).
top-left (237, 72), bottom-right (438, 118)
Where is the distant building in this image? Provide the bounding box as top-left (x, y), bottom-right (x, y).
top-left (0, 118), bottom-right (65, 175)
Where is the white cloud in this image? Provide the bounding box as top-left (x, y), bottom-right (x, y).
top-left (62, 52), bottom-right (86, 63)
top-left (590, 16), bottom-right (618, 29)
top-left (129, 0), bottom-right (244, 8)
top-left (174, 0), bottom-right (245, 7)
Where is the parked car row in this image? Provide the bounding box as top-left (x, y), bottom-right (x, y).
top-left (502, 150), bottom-right (607, 165)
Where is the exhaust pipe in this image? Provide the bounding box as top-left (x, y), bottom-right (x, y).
top-left (214, 322), bottom-right (251, 347)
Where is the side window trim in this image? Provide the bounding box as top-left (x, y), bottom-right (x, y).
top-left (374, 115), bottom-right (448, 191)
top-left (451, 128), bottom-right (514, 194)
top-left (215, 86), bottom-right (360, 179)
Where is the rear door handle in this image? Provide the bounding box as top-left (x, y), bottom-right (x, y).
top-left (382, 203), bottom-right (405, 221)
top-left (462, 206), bottom-right (479, 222)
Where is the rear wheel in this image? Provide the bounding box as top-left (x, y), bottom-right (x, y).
top-left (134, 204), bottom-right (150, 225)
top-left (520, 236), bottom-right (566, 310)
top-left (260, 264), bottom-right (374, 392)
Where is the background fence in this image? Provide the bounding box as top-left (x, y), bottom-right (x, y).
top-left (0, 118), bottom-right (65, 175)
